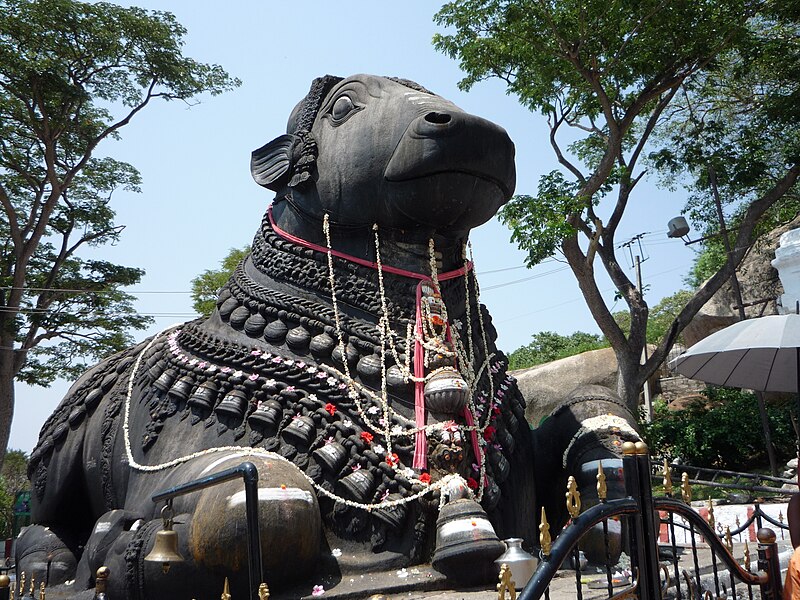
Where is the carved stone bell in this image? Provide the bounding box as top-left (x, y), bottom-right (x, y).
top-left (312, 441), bottom-right (348, 474)
top-left (215, 389), bottom-right (247, 419)
top-left (281, 415), bottom-right (316, 447)
top-left (431, 497), bottom-right (505, 583)
top-left (187, 380), bottom-right (218, 411)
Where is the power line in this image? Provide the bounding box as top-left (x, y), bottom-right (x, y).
top-left (495, 265), bottom-right (687, 324)
top-left (0, 286), bottom-right (192, 294)
top-left (0, 306), bottom-right (199, 318)
top-left (480, 265), bottom-right (571, 291)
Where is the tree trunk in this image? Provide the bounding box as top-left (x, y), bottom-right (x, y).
top-left (755, 391), bottom-right (779, 477)
top-left (0, 344), bottom-right (17, 468)
top-left (615, 350), bottom-right (645, 416)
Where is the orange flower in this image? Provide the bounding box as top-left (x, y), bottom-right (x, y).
top-left (325, 403), bottom-right (336, 416)
top-left (419, 473), bottom-right (431, 484)
top-left (360, 431), bottom-right (374, 444)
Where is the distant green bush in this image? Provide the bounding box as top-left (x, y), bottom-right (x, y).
top-left (642, 387), bottom-right (796, 471)
top-left (507, 331), bottom-right (608, 370)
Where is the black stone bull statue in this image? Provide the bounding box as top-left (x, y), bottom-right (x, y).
top-left (17, 74), bottom-right (641, 599)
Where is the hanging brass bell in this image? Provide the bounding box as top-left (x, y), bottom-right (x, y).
top-left (144, 504), bottom-right (184, 574)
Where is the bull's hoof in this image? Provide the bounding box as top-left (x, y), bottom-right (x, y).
top-left (187, 453), bottom-right (321, 583)
top-left (110, 451), bottom-right (323, 599)
top-left (15, 525), bottom-right (78, 587)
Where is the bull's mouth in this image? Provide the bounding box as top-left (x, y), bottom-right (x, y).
top-left (385, 168), bottom-right (513, 200)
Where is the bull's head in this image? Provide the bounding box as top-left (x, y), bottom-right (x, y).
top-left (252, 74), bottom-right (515, 260)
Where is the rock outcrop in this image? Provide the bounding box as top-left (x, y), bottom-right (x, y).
top-left (512, 347), bottom-right (619, 426)
top-left (682, 215), bottom-right (799, 346)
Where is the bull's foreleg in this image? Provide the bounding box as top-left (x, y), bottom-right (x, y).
top-left (107, 451), bottom-right (323, 599)
top-left (532, 384), bottom-right (641, 563)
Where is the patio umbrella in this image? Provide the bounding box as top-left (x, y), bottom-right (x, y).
top-left (669, 313), bottom-right (800, 395)
top-left (669, 312), bottom-right (800, 484)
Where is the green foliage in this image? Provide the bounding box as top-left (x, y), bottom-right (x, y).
top-left (0, 0), bottom-right (239, 390)
top-left (507, 330), bottom-right (607, 370)
top-left (0, 449), bottom-right (28, 538)
top-left (614, 290), bottom-right (694, 344)
top-left (647, 8), bottom-right (800, 288)
top-left (499, 173), bottom-right (585, 266)
top-left (434, 0), bottom-right (800, 411)
top-left (435, 0), bottom-right (750, 116)
top-left (191, 246), bottom-right (249, 317)
top-left (642, 388), bottom-right (796, 471)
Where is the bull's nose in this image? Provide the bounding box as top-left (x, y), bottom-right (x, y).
top-left (412, 111), bottom-right (460, 137)
top-left (424, 111), bottom-right (452, 125)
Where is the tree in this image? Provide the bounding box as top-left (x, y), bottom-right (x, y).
top-left (0, 449), bottom-right (28, 538)
top-left (613, 290), bottom-right (694, 346)
top-left (190, 246), bottom-right (249, 317)
top-left (434, 1), bottom-right (800, 412)
top-left (0, 0), bottom-right (240, 465)
top-left (1, 449), bottom-right (28, 496)
top-left (508, 330), bottom-right (607, 370)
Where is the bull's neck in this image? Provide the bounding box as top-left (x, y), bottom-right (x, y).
top-left (215, 208), bottom-right (471, 331)
top-left (270, 197), bottom-right (468, 275)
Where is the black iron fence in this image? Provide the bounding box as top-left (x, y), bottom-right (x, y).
top-left (519, 442), bottom-right (786, 600)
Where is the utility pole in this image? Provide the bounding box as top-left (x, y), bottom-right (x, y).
top-left (619, 233), bottom-right (652, 422)
top-left (635, 254), bottom-right (652, 422)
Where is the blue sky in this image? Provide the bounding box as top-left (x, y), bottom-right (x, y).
top-left (10, 1), bottom-right (698, 451)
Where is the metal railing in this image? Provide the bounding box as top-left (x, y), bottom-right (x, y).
top-left (517, 442), bottom-right (785, 600)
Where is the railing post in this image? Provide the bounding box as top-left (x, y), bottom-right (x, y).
top-left (622, 441), bottom-right (662, 600)
top-left (0, 573), bottom-right (9, 600)
top-left (757, 528), bottom-right (783, 600)
top-left (636, 443), bottom-right (662, 600)
top-left (622, 442), bottom-right (660, 600)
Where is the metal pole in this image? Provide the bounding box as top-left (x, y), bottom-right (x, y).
top-left (636, 255), bottom-right (652, 422)
top-left (151, 461), bottom-right (264, 600)
top-left (623, 443), bottom-right (653, 600)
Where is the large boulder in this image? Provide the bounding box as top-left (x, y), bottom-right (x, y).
top-left (512, 347), bottom-right (619, 426)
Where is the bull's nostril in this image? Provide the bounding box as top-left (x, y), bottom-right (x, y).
top-left (424, 112), bottom-right (451, 125)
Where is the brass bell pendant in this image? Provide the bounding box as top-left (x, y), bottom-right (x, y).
top-left (144, 503), bottom-right (184, 574)
top-left (424, 367), bottom-right (469, 414)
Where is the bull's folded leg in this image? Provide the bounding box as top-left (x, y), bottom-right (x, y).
top-left (533, 384), bottom-right (641, 564)
top-left (73, 509), bottom-right (145, 589)
top-left (15, 524), bottom-right (80, 587)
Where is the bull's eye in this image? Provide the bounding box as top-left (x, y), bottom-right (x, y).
top-left (330, 95), bottom-right (358, 123)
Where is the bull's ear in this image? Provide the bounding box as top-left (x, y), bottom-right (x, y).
top-left (251, 134), bottom-right (296, 191)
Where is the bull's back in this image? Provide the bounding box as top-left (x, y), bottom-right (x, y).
top-left (28, 340), bottom-right (149, 523)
